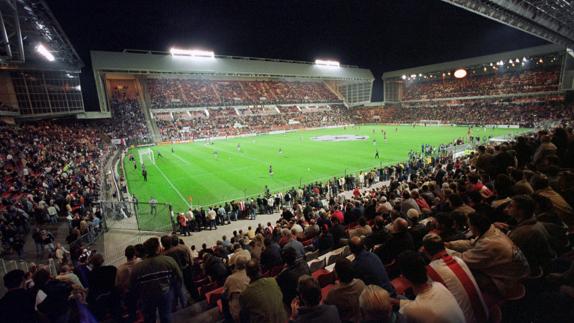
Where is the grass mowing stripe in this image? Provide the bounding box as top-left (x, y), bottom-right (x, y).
top-left (152, 163), bottom-right (191, 208)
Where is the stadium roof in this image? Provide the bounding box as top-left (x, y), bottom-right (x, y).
top-left (442, 0), bottom-right (574, 48)
top-left (382, 44), bottom-right (563, 79)
top-left (90, 50), bottom-right (374, 82)
top-left (0, 0), bottom-right (82, 71)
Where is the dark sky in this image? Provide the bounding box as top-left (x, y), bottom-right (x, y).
top-left (47, 0), bottom-right (547, 109)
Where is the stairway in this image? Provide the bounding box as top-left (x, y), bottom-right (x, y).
top-left (136, 77), bottom-right (161, 142)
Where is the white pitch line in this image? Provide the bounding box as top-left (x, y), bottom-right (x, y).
top-left (152, 163), bottom-right (191, 208)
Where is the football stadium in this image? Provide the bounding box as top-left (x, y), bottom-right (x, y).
top-left (1, 0), bottom-right (574, 322)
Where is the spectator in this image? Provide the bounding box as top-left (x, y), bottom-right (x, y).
top-left (349, 236), bottom-right (395, 295)
top-left (359, 285), bottom-right (405, 323)
top-left (239, 260), bottom-right (287, 323)
top-left (129, 237), bottom-right (183, 323)
top-left (325, 258), bottom-right (367, 323)
top-left (0, 269), bottom-right (37, 323)
top-left (423, 233), bottom-right (488, 323)
top-left (397, 251), bottom-right (465, 323)
top-left (223, 253), bottom-right (251, 322)
top-left (446, 212), bottom-right (530, 299)
top-left (276, 246), bottom-right (311, 306)
top-left (290, 275), bottom-right (341, 323)
top-left (505, 195), bottom-right (556, 275)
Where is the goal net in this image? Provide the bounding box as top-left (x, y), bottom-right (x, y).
top-left (138, 148), bottom-right (155, 165)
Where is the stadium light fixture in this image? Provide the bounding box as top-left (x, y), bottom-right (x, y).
top-left (401, 75), bottom-right (406, 80)
top-left (454, 69), bottom-right (467, 79)
top-left (169, 47), bottom-right (215, 59)
top-left (35, 43), bottom-right (55, 62)
top-left (314, 59), bottom-right (340, 67)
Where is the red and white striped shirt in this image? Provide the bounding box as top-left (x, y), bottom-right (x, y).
top-left (427, 251), bottom-right (488, 323)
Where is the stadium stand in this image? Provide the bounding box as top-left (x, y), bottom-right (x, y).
top-left (3, 120), bottom-right (574, 322)
top-left (146, 79), bottom-right (342, 109)
top-left (355, 95), bottom-right (573, 127)
top-left (403, 65), bottom-right (561, 100)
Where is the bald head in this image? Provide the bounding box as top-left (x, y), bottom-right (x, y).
top-left (349, 236), bottom-right (364, 255)
top-left (392, 218), bottom-right (408, 233)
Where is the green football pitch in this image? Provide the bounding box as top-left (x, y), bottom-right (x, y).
top-left (124, 125), bottom-right (527, 231)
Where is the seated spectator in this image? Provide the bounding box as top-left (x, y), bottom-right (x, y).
top-left (375, 218), bottom-right (415, 265)
top-left (290, 275), bottom-right (341, 323)
top-left (316, 225), bottom-right (335, 255)
top-left (261, 237), bottom-right (283, 272)
top-left (240, 260), bottom-right (287, 323)
top-left (325, 258), bottom-right (367, 322)
top-left (505, 195), bottom-right (556, 275)
top-left (446, 212), bottom-right (530, 299)
top-left (276, 247), bottom-right (311, 306)
top-left (350, 236), bottom-right (395, 295)
top-left (531, 174), bottom-right (574, 229)
top-left (223, 254), bottom-right (251, 322)
top-left (359, 284), bottom-right (405, 323)
top-left (423, 233), bottom-right (488, 323)
top-left (283, 228), bottom-right (306, 260)
top-left (397, 251), bottom-right (465, 323)
top-left (349, 217), bottom-right (372, 238)
top-left (0, 269), bottom-right (37, 323)
top-left (229, 243), bottom-right (252, 267)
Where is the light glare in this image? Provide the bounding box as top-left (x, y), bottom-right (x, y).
top-left (35, 43), bottom-right (55, 62)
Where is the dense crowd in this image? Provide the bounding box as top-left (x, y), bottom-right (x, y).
top-left (3, 122), bottom-right (574, 322)
top-left (146, 79), bottom-right (341, 109)
top-left (403, 66), bottom-right (561, 100)
top-left (155, 105), bottom-right (353, 141)
top-left (355, 95), bottom-right (573, 127)
top-left (0, 121), bottom-right (107, 260)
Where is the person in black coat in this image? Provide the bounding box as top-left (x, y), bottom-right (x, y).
top-left (261, 238), bottom-right (283, 272)
top-left (276, 247), bottom-right (310, 306)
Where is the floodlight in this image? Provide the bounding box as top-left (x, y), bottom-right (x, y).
top-left (401, 75), bottom-right (406, 80)
top-left (35, 43), bottom-right (55, 62)
top-left (74, 85), bottom-right (82, 91)
top-left (170, 47), bottom-right (215, 58)
top-left (454, 69), bottom-right (467, 79)
top-left (314, 59), bottom-right (340, 67)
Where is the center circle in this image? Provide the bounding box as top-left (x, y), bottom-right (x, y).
top-left (310, 134), bottom-right (369, 142)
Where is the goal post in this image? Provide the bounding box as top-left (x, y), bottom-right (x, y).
top-left (138, 148), bottom-right (155, 165)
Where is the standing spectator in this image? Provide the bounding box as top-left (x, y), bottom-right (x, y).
top-left (130, 237), bottom-right (183, 323)
top-left (0, 269), bottom-right (37, 323)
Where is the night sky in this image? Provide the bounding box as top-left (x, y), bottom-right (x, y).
top-left (48, 0), bottom-right (547, 109)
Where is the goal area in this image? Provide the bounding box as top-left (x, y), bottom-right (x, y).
top-left (138, 148), bottom-right (155, 165)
